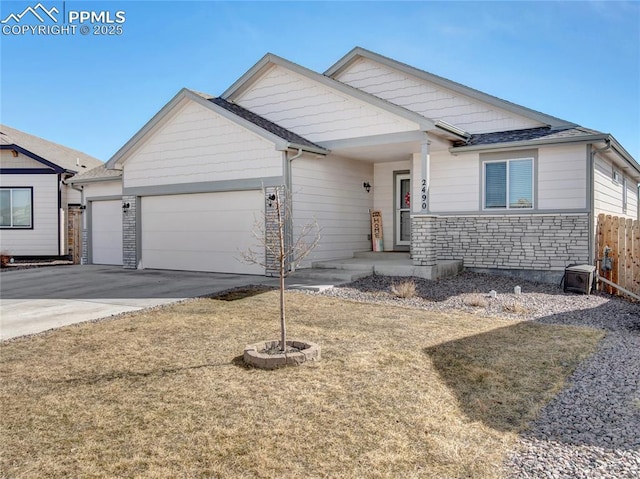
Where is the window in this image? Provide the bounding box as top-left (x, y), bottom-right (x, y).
top-left (484, 158), bottom-right (533, 209)
top-left (0, 187), bottom-right (33, 228)
top-left (613, 169), bottom-right (621, 184)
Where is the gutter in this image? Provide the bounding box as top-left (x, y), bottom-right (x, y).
top-left (449, 133), bottom-right (612, 154)
top-left (68, 175), bottom-right (122, 185)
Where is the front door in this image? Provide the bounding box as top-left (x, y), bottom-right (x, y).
top-left (395, 173), bottom-right (411, 247)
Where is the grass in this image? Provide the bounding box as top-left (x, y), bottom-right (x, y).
top-left (0, 290), bottom-right (603, 478)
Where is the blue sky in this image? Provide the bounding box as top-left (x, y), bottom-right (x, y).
top-left (1, 1), bottom-right (639, 162)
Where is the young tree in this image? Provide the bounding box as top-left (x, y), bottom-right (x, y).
top-left (241, 186), bottom-right (320, 352)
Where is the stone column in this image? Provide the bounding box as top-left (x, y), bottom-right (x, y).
top-left (122, 195), bottom-right (138, 269)
top-left (411, 214), bottom-right (437, 266)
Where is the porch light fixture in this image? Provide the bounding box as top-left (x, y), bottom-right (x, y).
top-left (122, 202), bottom-right (130, 212)
top-left (363, 182), bottom-right (371, 193)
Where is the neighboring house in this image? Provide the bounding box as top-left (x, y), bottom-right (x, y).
top-left (74, 47), bottom-right (640, 281)
top-left (0, 124), bottom-right (103, 259)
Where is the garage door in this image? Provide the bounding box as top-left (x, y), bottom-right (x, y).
top-left (141, 191), bottom-right (264, 274)
top-left (91, 200), bottom-right (123, 265)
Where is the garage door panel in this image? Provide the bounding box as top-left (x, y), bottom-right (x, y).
top-left (91, 200), bottom-right (123, 265)
top-left (141, 191), bottom-right (264, 274)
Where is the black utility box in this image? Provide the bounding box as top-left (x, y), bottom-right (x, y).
top-left (564, 264), bottom-right (596, 295)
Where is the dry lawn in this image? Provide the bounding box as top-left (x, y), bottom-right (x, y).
top-left (0, 290), bottom-right (603, 478)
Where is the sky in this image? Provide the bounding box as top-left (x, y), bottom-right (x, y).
top-left (1, 0), bottom-right (639, 163)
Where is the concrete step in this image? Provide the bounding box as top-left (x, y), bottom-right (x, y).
top-left (290, 268), bottom-right (372, 283)
top-left (353, 251), bottom-right (411, 260)
top-left (311, 259), bottom-right (375, 271)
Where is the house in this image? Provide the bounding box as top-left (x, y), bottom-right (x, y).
top-left (73, 47), bottom-right (640, 281)
top-left (0, 124), bottom-right (103, 260)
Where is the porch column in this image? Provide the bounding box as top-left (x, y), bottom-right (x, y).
top-left (412, 136), bottom-right (430, 214)
top-left (411, 133), bottom-right (437, 266)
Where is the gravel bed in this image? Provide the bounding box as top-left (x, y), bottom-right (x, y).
top-left (315, 272), bottom-right (640, 478)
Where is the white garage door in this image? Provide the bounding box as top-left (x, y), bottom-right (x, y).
top-left (91, 200), bottom-right (123, 265)
top-left (141, 191), bottom-right (264, 274)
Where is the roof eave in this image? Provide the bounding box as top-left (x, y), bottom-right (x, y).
top-left (287, 143), bottom-right (328, 155)
top-left (106, 88), bottom-right (193, 169)
top-left (450, 133), bottom-right (640, 178)
top-left (327, 47), bottom-right (574, 129)
top-left (106, 88), bottom-right (327, 168)
top-left (0, 144), bottom-right (67, 173)
top-left (68, 175), bottom-right (122, 185)
top-left (222, 52), bottom-right (434, 131)
top-left (449, 133), bottom-right (610, 153)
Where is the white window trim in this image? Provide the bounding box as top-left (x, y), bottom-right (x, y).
top-left (482, 158), bottom-right (535, 211)
top-left (0, 187), bottom-right (33, 229)
top-left (622, 177), bottom-right (628, 213)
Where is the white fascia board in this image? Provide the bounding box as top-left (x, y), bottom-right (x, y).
top-left (68, 175), bottom-right (122, 185)
top-left (186, 91), bottom-right (290, 151)
top-left (222, 52), bottom-right (434, 131)
top-left (449, 133), bottom-right (611, 154)
top-left (106, 88), bottom-right (328, 170)
top-left (105, 88), bottom-right (193, 169)
top-left (187, 93), bottom-right (327, 155)
top-left (326, 47), bottom-right (575, 129)
top-left (317, 130), bottom-right (426, 151)
top-left (221, 53), bottom-right (275, 100)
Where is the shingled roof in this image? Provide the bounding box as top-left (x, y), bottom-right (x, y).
top-left (454, 126), bottom-right (605, 148)
top-left (209, 97), bottom-right (326, 152)
top-left (187, 90), bottom-right (326, 153)
top-left (68, 164), bottom-right (122, 184)
top-left (0, 124), bottom-right (103, 173)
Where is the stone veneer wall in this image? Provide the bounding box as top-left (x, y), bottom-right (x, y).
top-left (411, 215), bottom-right (438, 266)
top-left (264, 186), bottom-right (285, 276)
top-left (429, 213), bottom-right (590, 271)
top-left (81, 230), bottom-right (88, 265)
top-left (122, 195), bottom-right (138, 269)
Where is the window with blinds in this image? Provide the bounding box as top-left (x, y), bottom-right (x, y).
top-left (484, 158), bottom-right (533, 210)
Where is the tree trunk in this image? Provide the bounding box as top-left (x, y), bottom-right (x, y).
top-left (276, 189), bottom-right (287, 352)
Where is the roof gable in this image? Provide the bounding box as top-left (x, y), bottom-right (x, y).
top-left (326, 47), bottom-right (575, 133)
top-left (222, 53), bottom-right (433, 134)
top-left (0, 124), bottom-right (102, 173)
top-left (106, 88), bottom-right (326, 169)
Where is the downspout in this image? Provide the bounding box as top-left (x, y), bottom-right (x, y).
top-left (57, 174), bottom-right (63, 256)
top-left (284, 148), bottom-right (303, 272)
top-left (589, 139), bottom-right (611, 264)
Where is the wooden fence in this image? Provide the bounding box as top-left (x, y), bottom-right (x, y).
top-left (595, 213), bottom-right (640, 297)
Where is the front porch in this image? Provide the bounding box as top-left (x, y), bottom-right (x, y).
top-left (288, 252), bottom-right (463, 291)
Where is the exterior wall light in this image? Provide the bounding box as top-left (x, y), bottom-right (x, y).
top-left (122, 202), bottom-right (130, 212)
top-left (363, 182), bottom-right (371, 193)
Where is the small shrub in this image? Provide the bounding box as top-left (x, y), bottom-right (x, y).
top-left (463, 293), bottom-right (488, 308)
top-left (390, 280), bottom-right (417, 299)
top-left (502, 301), bottom-right (530, 315)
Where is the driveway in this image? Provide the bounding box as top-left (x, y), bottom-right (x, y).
top-left (0, 265), bottom-right (277, 340)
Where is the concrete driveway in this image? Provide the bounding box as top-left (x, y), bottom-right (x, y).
top-left (1, 265), bottom-right (277, 340)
